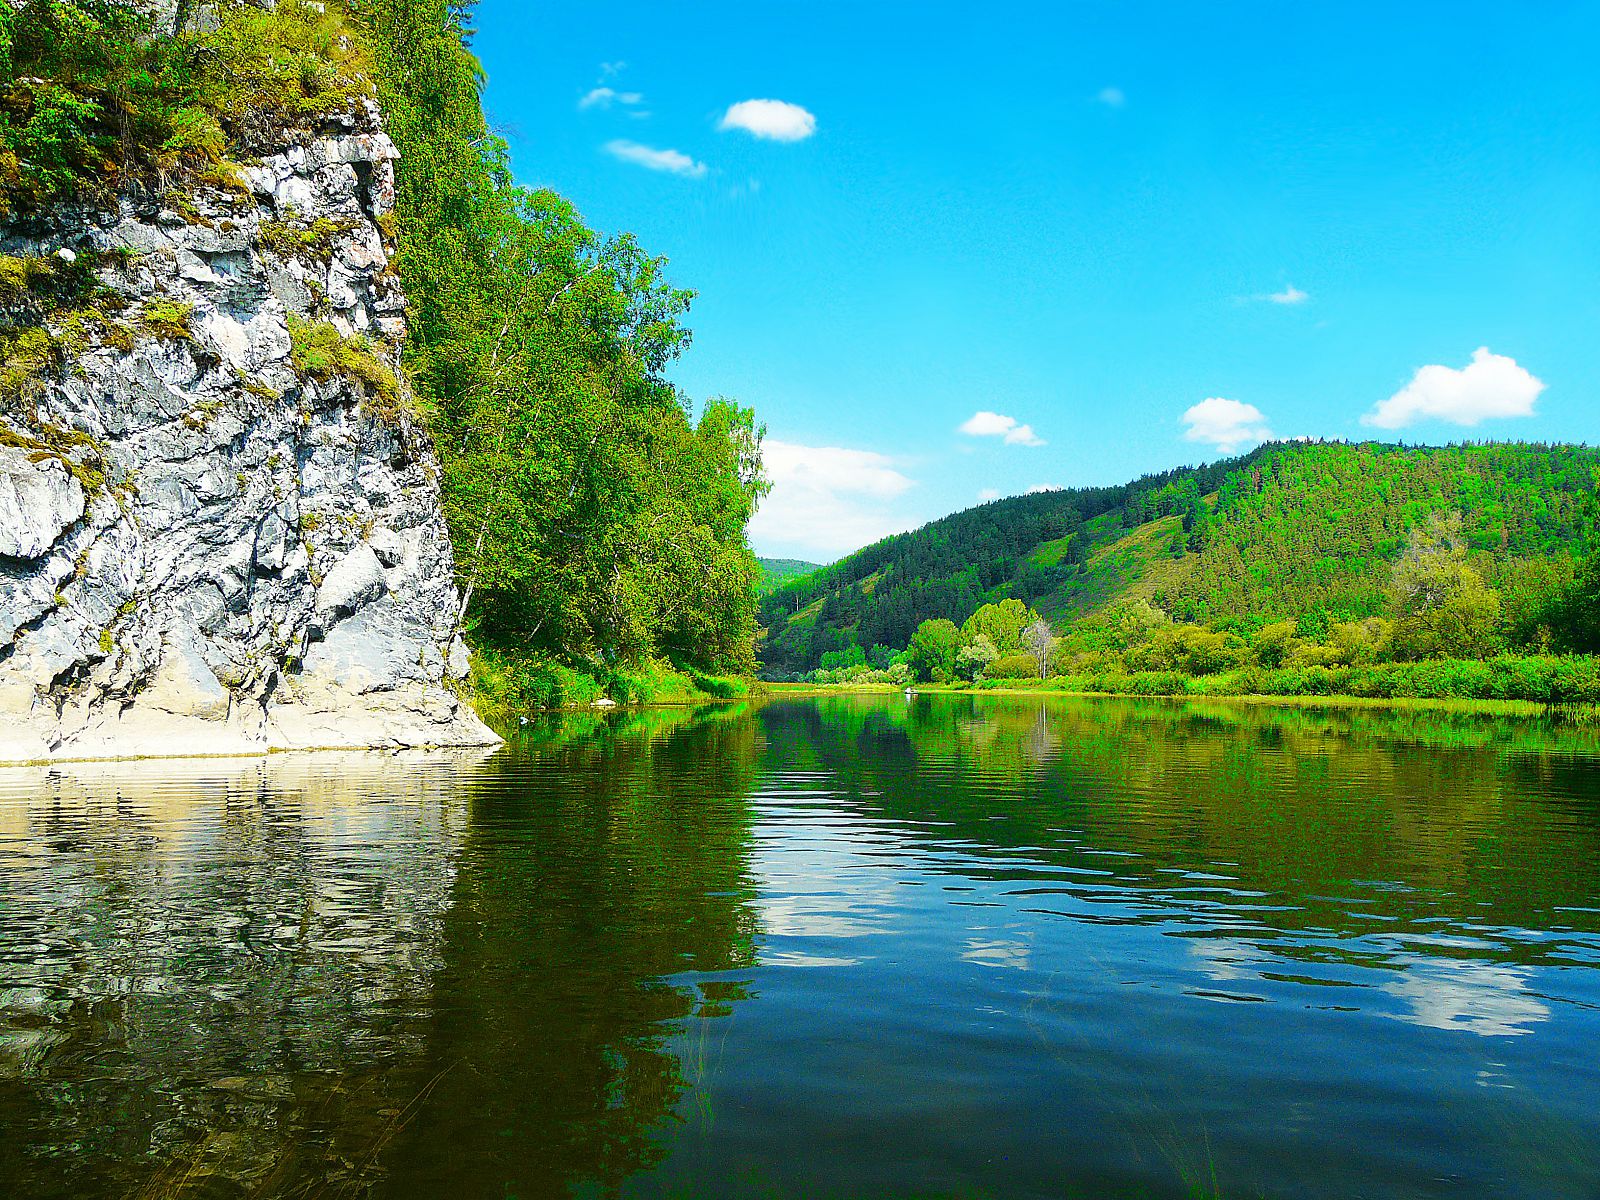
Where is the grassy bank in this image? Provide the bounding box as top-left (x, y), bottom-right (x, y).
top-left (763, 660), bottom-right (1600, 718)
top-left (466, 645), bottom-right (750, 725)
top-left (965, 656), bottom-right (1600, 705)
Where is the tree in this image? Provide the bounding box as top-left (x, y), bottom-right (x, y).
top-left (1252, 620), bottom-right (1298, 669)
top-left (1553, 551), bottom-right (1600, 653)
top-left (1022, 617), bottom-right (1054, 680)
top-left (364, 1), bottom-right (769, 675)
top-left (960, 599), bottom-right (1034, 657)
top-left (1388, 512), bottom-right (1502, 660)
top-left (905, 619), bottom-right (962, 683)
top-left (956, 635), bottom-right (998, 682)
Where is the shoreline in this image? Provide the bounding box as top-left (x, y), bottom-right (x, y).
top-left (760, 681), bottom-right (1600, 719)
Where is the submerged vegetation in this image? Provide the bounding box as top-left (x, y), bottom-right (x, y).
top-left (3, 0), bottom-right (769, 711)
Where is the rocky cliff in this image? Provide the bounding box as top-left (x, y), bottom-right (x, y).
top-left (0, 97), bottom-right (499, 761)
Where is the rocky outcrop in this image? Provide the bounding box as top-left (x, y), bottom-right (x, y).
top-left (0, 99), bottom-right (499, 762)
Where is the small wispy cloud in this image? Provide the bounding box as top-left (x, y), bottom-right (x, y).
top-left (1181, 397), bottom-right (1274, 454)
top-left (580, 87), bottom-right (645, 112)
top-left (719, 99), bottom-right (817, 142)
top-left (600, 61), bottom-right (626, 79)
top-left (978, 488), bottom-right (1002, 502)
top-left (959, 410), bottom-right (1046, 447)
top-left (603, 139), bottom-right (706, 178)
top-left (1095, 86), bottom-right (1126, 108)
top-left (1267, 284), bottom-right (1309, 305)
top-left (1362, 348), bottom-right (1544, 430)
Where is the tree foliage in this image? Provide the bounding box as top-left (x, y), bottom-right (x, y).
top-left (905, 618), bottom-right (962, 684)
top-left (357, 0), bottom-right (768, 675)
top-left (1387, 513), bottom-right (1502, 661)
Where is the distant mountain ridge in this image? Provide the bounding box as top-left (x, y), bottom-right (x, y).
top-left (757, 441), bottom-right (1600, 676)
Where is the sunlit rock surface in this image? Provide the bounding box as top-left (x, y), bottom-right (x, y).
top-left (0, 100), bottom-right (498, 761)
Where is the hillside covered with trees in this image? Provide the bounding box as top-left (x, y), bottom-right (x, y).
top-left (761, 442), bottom-right (1600, 699)
top-left (757, 558), bottom-right (825, 594)
top-left (2, 0), bottom-right (768, 711)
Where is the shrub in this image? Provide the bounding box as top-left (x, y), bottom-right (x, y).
top-left (985, 653), bottom-right (1040, 680)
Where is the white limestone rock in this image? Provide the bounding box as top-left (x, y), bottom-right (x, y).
top-left (0, 449), bottom-right (85, 561)
top-left (0, 105), bottom-right (499, 763)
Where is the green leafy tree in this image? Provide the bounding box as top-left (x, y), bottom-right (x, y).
top-left (1553, 551), bottom-right (1600, 653)
top-left (960, 599), bottom-right (1035, 657)
top-left (1389, 513), bottom-right (1502, 660)
top-left (905, 618), bottom-right (962, 683)
top-left (362, 0), bottom-right (768, 675)
top-left (956, 634), bottom-right (998, 682)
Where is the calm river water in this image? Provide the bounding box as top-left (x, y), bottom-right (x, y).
top-left (2, 695), bottom-right (1598, 1199)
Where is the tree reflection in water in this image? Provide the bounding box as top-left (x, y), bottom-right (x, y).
top-left (0, 705), bottom-right (762, 1200)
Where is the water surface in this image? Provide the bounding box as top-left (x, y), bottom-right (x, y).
top-left (2, 695), bottom-right (1598, 1199)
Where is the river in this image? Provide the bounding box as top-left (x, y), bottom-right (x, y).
top-left (2, 694), bottom-right (1598, 1199)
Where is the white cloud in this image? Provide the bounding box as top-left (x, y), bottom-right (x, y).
top-left (603, 140), bottom-right (706, 178)
top-left (1006, 424), bottom-right (1044, 446)
top-left (1026, 483), bottom-right (1064, 494)
top-left (719, 99), bottom-right (817, 142)
top-left (749, 440), bottom-right (917, 559)
top-left (977, 488), bottom-right (1002, 502)
top-left (1268, 284), bottom-right (1309, 305)
top-left (1181, 397), bottom-right (1274, 454)
top-left (959, 411), bottom-right (1014, 436)
top-left (1095, 86), bottom-right (1126, 108)
top-left (581, 87), bottom-right (644, 111)
top-left (1362, 347), bottom-right (1545, 430)
top-left (600, 61), bottom-right (626, 79)
top-left (958, 410), bottom-right (1046, 447)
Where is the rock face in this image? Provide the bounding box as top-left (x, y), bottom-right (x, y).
top-left (0, 100), bottom-right (499, 762)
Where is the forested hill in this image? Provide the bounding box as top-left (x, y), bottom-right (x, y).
top-left (758, 442), bottom-right (1600, 677)
top-left (757, 558), bottom-right (825, 594)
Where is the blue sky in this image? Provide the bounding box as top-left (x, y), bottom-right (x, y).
top-left (475, 0), bottom-right (1599, 562)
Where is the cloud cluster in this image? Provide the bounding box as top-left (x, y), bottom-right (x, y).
top-left (958, 410), bottom-right (1045, 447)
top-left (748, 440), bottom-right (917, 560)
top-left (1095, 87), bottom-right (1125, 108)
top-left (719, 99), bottom-right (817, 142)
top-left (1363, 347), bottom-right (1544, 430)
top-left (603, 139), bottom-right (706, 178)
top-left (1181, 397), bottom-right (1274, 454)
top-left (1267, 284), bottom-right (1308, 305)
top-left (586, 66), bottom-right (815, 178)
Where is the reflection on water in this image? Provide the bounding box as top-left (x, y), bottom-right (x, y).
top-left (0, 696), bottom-right (1598, 1199)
